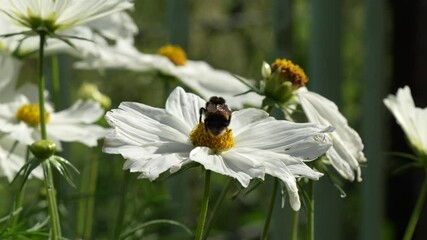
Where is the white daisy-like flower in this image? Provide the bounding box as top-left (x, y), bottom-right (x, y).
top-left (384, 86), bottom-right (427, 157)
top-left (0, 93), bottom-right (109, 149)
top-left (0, 0), bottom-right (133, 33)
top-left (296, 87), bottom-right (366, 182)
top-left (104, 87), bottom-right (333, 210)
top-left (75, 43), bottom-right (263, 109)
top-left (0, 10), bottom-right (137, 60)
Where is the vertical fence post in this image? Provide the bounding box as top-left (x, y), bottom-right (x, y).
top-left (359, 0), bottom-right (386, 239)
top-left (166, 1), bottom-right (190, 239)
top-left (309, 0), bottom-right (344, 239)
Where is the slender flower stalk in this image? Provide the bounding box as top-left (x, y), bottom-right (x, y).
top-left (50, 55), bottom-right (60, 107)
top-left (203, 179), bottom-right (232, 240)
top-left (38, 30), bottom-right (62, 239)
top-left (403, 170), bottom-right (427, 240)
top-left (195, 170), bottom-right (211, 240)
top-left (113, 171), bottom-right (131, 240)
top-left (307, 180), bottom-right (314, 240)
top-left (261, 178), bottom-right (279, 240)
top-left (76, 152), bottom-right (99, 239)
top-left (290, 210), bottom-right (299, 240)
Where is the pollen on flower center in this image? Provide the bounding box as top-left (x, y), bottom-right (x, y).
top-left (16, 104), bottom-right (50, 127)
top-left (271, 59), bottom-right (308, 89)
top-left (157, 45), bottom-right (187, 66)
top-left (189, 123), bottom-right (234, 152)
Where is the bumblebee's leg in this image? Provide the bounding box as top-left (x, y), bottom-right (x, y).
top-left (199, 107), bottom-right (206, 123)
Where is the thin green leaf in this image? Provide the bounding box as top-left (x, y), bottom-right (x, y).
top-left (11, 158), bottom-right (44, 191)
top-left (157, 162), bottom-right (200, 181)
top-left (393, 162), bottom-right (423, 175)
top-left (231, 178), bottom-right (263, 200)
top-left (120, 219), bottom-right (193, 239)
top-left (232, 74), bottom-right (263, 95)
top-left (387, 151), bottom-right (420, 162)
top-left (49, 156), bottom-right (79, 188)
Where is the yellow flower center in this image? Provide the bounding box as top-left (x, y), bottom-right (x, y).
top-left (16, 104), bottom-right (50, 127)
top-left (189, 123), bottom-right (234, 152)
top-left (271, 59), bottom-right (308, 89)
top-left (157, 45), bottom-right (187, 66)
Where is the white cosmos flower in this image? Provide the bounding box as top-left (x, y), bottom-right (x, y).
top-left (296, 87), bottom-right (366, 182)
top-left (0, 94), bottom-right (109, 149)
top-left (75, 42), bottom-right (263, 109)
top-left (0, 0), bottom-right (133, 33)
top-left (104, 87), bottom-right (332, 210)
top-left (384, 86), bottom-right (427, 156)
top-left (0, 11), bottom-right (137, 60)
top-left (0, 135), bottom-right (43, 181)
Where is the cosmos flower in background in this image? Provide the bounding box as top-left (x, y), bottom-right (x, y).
top-left (384, 86), bottom-right (427, 158)
top-left (0, 0), bottom-right (133, 33)
top-left (0, 93), bottom-right (109, 149)
top-left (75, 42), bottom-right (264, 109)
top-left (0, 10), bottom-right (137, 60)
top-left (257, 59), bottom-right (366, 182)
top-left (103, 87), bottom-right (333, 210)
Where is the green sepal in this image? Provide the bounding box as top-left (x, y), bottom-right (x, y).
top-left (48, 155), bottom-right (79, 188)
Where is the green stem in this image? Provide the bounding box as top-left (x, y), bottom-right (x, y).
top-left (38, 32), bottom-right (47, 140)
top-left (77, 153), bottom-right (99, 239)
top-left (290, 209), bottom-right (299, 240)
top-left (43, 161), bottom-right (62, 239)
top-left (403, 171), bottom-right (427, 240)
top-left (38, 31), bottom-right (61, 239)
top-left (50, 55), bottom-right (60, 108)
top-left (113, 171), bottom-right (131, 240)
top-left (261, 178), bottom-right (278, 240)
top-left (307, 180), bottom-right (314, 240)
top-left (195, 170), bottom-right (211, 240)
top-left (202, 178), bottom-right (232, 240)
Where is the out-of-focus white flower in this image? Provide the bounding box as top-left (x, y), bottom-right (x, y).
top-left (384, 86), bottom-right (427, 157)
top-left (296, 87), bottom-right (366, 182)
top-left (0, 53), bottom-right (22, 102)
top-left (104, 87), bottom-right (332, 210)
top-left (0, 11), bottom-right (137, 60)
top-left (0, 0), bottom-right (133, 33)
top-left (0, 135), bottom-right (43, 181)
top-left (0, 94), bottom-right (109, 149)
top-left (76, 43), bottom-right (264, 109)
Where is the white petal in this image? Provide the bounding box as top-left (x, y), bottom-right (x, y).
top-left (384, 86), bottom-right (427, 153)
top-left (173, 60), bottom-right (264, 109)
top-left (51, 100), bottom-right (104, 124)
top-left (0, 55), bottom-right (22, 102)
top-left (47, 124), bottom-right (108, 147)
top-left (229, 108), bottom-right (273, 136)
top-left (234, 114), bottom-right (332, 160)
top-left (297, 88), bottom-right (366, 181)
top-left (132, 153), bottom-right (189, 181)
top-left (105, 101), bottom-right (190, 144)
top-left (165, 87), bottom-right (206, 132)
top-left (190, 147), bottom-right (264, 187)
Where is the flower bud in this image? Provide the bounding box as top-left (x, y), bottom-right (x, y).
top-left (78, 83), bottom-right (111, 109)
top-left (261, 61), bottom-right (271, 79)
top-left (30, 140), bottom-right (57, 159)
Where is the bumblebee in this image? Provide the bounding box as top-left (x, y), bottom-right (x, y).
top-left (199, 96), bottom-right (232, 136)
